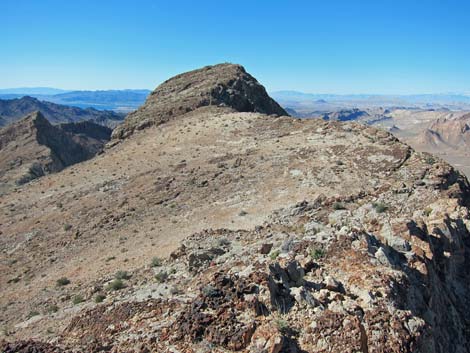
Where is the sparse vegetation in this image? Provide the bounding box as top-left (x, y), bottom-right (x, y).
top-left (332, 202), bottom-right (345, 210)
top-left (56, 277), bottom-right (70, 286)
top-left (151, 257), bottom-right (162, 267)
top-left (95, 294), bottom-right (106, 303)
top-left (72, 295), bottom-right (84, 305)
top-left (425, 155), bottom-right (436, 165)
top-left (217, 237), bottom-right (230, 247)
top-left (155, 270), bottom-right (169, 283)
top-left (310, 247), bottom-right (325, 260)
top-left (275, 317), bottom-right (290, 334)
top-left (46, 305), bottom-right (59, 314)
top-left (27, 310), bottom-right (40, 319)
top-left (107, 279), bottom-right (125, 291)
top-left (270, 250), bottom-right (281, 260)
top-left (115, 270), bottom-right (131, 280)
top-left (63, 224), bottom-right (72, 231)
top-left (373, 202), bottom-right (388, 213)
top-left (424, 207), bottom-right (433, 217)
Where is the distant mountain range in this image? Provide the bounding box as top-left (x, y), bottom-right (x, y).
top-left (0, 88), bottom-right (151, 112)
top-left (0, 96), bottom-right (125, 128)
top-left (271, 90), bottom-right (470, 103)
top-left (270, 90), bottom-right (470, 113)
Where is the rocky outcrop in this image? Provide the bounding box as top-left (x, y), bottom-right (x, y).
top-left (0, 111), bottom-right (111, 188)
top-left (416, 113), bottom-right (470, 150)
top-left (321, 108), bottom-right (370, 121)
top-left (112, 63), bottom-right (287, 139)
top-left (0, 96), bottom-right (124, 128)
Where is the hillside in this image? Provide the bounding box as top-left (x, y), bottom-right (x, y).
top-left (0, 96), bottom-right (124, 128)
top-left (0, 111), bottom-right (111, 193)
top-left (1, 65), bottom-right (470, 352)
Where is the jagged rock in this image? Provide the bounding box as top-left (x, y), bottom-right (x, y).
top-left (188, 247), bottom-right (226, 272)
top-left (260, 243), bottom-right (273, 254)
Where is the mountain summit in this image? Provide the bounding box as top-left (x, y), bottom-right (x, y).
top-left (112, 63), bottom-right (287, 139)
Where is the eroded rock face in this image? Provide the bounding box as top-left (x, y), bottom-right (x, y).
top-left (0, 111), bottom-right (111, 189)
top-left (112, 63), bottom-right (288, 139)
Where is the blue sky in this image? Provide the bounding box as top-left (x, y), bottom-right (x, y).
top-left (2, 0), bottom-right (470, 94)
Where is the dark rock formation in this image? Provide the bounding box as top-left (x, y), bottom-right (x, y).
top-left (112, 63), bottom-right (288, 139)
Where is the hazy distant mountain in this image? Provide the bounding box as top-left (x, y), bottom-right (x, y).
top-left (51, 89), bottom-right (151, 111)
top-left (0, 96), bottom-right (125, 128)
top-left (0, 88), bottom-right (151, 112)
top-left (271, 90), bottom-right (470, 111)
top-left (0, 87), bottom-right (70, 95)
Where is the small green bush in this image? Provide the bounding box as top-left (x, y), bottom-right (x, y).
top-left (94, 294), bottom-right (106, 303)
top-left (63, 224), bottom-right (72, 231)
top-left (151, 257), bottom-right (162, 267)
top-left (27, 311), bottom-right (40, 319)
top-left (270, 250), bottom-right (281, 260)
top-left (424, 207), bottom-right (432, 217)
top-left (275, 318), bottom-right (289, 333)
top-left (373, 202), bottom-right (388, 213)
top-left (332, 202), bottom-right (345, 210)
top-left (56, 277), bottom-right (70, 286)
top-left (425, 155), bottom-right (436, 165)
top-left (115, 270), bottom-right (131, 280)
top-left (155, 271), bottom-right (168, 283)
top-left (310, 248), bottom-right (325, 260)
top-left (72, 295), bottom-right (84, 305)
top-left (107, 279), bottom-right (125, 291)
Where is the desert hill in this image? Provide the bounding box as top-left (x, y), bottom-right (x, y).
top-left (1, 65), bottom-right (470, 352)
top-left (112, 63), bottom-right (287, 139)
top-left (0, 111), bottom-right (111, 193)
top-left (0, 96), bottom-right (124, 128)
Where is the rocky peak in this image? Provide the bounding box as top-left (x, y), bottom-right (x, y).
top-left (112, 63), bottom-right (288, 139)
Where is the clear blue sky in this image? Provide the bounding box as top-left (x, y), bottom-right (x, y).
top-left (2, 0), bottom-right (470, 94)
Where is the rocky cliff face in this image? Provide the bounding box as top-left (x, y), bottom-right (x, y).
top-left (1, 65), bottom-right (470, 353)
top-left (0, 111), bottom-right (111, 190)
top-left (416, 113), bottom-right (470, 150)
top-left (112, 63), bottom-right (287, 139)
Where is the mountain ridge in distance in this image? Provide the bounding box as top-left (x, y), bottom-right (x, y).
top-left (0, 89), bottom-right (151, 112)
top-left (0, 96), bottom-right (125, 128)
